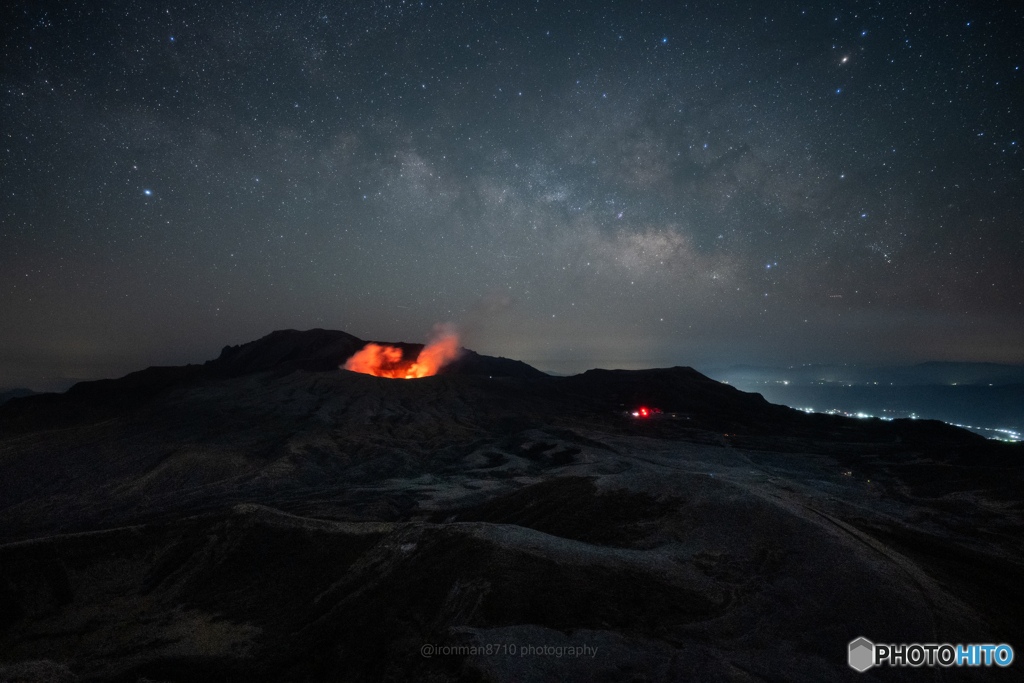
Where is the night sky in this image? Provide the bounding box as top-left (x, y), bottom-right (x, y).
top-left (2, 0), bottom-right (1022, 389)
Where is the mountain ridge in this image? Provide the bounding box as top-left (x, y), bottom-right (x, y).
top-left (0, 329), bottom-right (546, 433)
top-left (0, 329), bottom-right (1021, 682)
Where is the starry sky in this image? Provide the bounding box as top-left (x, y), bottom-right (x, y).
top-left (2, 0), bottom-right (1022, 388)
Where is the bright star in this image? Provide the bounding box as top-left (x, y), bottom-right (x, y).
top-left (144, 189), bottom-right (152, 196)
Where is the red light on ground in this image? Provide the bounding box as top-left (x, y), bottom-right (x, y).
top-left (631, 406), bottom-right (662, 418)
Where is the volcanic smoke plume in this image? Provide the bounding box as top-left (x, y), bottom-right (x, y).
top-left (343, 326), bottom-right (462, 378)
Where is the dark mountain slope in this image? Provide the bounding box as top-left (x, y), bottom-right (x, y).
top-left (0, 389), bottom-right (35, 406)
top-left (0, 329), bottom-right (537, 433)
top-left (206, 328), bottom-right (371, 376)
top-left (0, 330), bottom-right (1021, 682)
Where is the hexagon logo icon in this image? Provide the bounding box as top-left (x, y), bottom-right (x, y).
top-left (848, 637), bottom-right (875, 672)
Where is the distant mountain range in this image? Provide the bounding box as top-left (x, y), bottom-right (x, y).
top-left (703, 362), bottom-right (1024, 432)
top-left (0, 388), bottom-right (36, 405)
top-left (704, 361), bottom-right (1024, 386)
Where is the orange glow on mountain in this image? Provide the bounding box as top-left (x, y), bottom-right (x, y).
top-left (343, 328), bottom-right (461, 378)
top-left (343, 343), bottom-right (408, 377)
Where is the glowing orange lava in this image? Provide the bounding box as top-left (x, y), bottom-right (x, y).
top-left (343, 329), bottom-right (461, 378)
top-left (343, 343), bottom-right (407, 377)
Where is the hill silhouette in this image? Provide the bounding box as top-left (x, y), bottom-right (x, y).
top-left (0, 330), bottom-right (1021, 682)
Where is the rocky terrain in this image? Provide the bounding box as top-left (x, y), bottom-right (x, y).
top-left (0, 329), bottom-right (1021, 682)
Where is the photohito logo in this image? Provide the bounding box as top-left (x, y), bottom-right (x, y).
top-left (848, 638), bottom-right (874, 672)
top-left (848, 637), bottom-right (1014, 671)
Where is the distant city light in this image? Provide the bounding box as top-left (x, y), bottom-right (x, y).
top-left (790, 405), bottom-right (1018, 441)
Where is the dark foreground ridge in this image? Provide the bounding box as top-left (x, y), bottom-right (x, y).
top-left (0, 330), bottom-right (1021, 682)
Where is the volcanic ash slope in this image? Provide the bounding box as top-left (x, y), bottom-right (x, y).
top-left (0, 329), bottom-right (1022, 682)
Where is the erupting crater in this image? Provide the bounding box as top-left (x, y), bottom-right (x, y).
top-left (342, 327), bottom-right (461, 378)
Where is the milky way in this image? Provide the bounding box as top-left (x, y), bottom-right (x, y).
top-left (2, 0), bottom-right (1022, 387)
